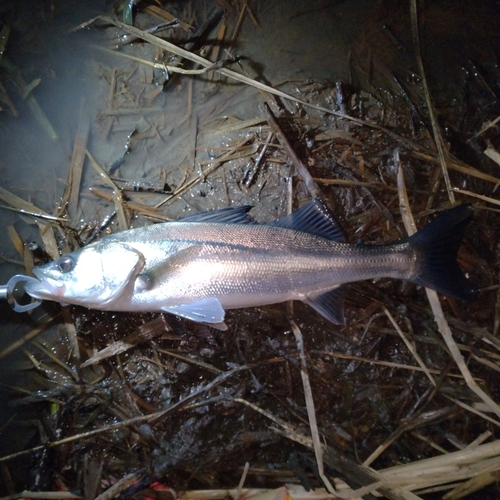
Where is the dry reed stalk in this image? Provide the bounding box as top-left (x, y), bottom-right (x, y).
top-left (235, 462), bottom-right (250, 500)
top-left (289, 320), bottom-right (336, 495)
top-left (443, 396), bottom-right (500, 427)
top-left (409, 0), bottom-right (454, 205)
top-left (313, 349), bottom-right (479, 380)
top-left (36, 222), bottom-right (60, 260)
top-left (6, 225), bottom-right (23, 256)
top-left (89, 187), bottom-right (170, 220)
top-left (85, 150), bottom-right (128, 230)
top-left (452, 188), bottom-right (500, 207)
top-left (0, 186), bottom-right (49, 216)
top-left (412, 151), bottom-right (500, 185)
top-left (66, 98), bottom-right (90, 222)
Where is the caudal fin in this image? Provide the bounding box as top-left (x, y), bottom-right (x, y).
top-left (407, 204), bottom-right (477, 301)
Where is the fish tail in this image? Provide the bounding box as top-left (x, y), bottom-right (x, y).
top-left (407, 204), bottom-right (477, 301)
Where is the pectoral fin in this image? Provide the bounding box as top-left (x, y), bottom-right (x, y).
top-left (161, 297), bottom-right (226, 324)
top-left (136, 245), bottom-right (205, 292)
top-left (303, 285), bottom-right (349, 325)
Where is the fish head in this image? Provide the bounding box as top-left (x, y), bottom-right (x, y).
top-left (25, 241), bottom-right (145, 308)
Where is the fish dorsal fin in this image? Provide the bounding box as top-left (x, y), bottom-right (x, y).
top-left (269, 199), bottom-right (346, 242)
top-left (303, 285), bottom-right (349, 324)
top-left (177, 205), bottom-right (255, 224)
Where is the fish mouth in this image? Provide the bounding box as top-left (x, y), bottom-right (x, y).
top-left (25, 270), bottom-right (66, 299)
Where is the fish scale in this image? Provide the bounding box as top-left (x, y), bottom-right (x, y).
top-left (25, 200), bottom-right (476, 329)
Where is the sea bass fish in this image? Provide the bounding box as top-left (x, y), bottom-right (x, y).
top-left (25, 200), bottom-right (476, 328)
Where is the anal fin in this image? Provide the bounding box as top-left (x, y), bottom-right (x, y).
top-left (203, 321), bottom-right (228, 331)
top-left (303, 285), bottom-right (349, 325)
top-left (162, 297), bottom-right (226, 324)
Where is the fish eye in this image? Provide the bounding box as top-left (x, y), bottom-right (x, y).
top-left (57, 256), bottom-right (75, 273)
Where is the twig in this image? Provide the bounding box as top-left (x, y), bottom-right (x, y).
top-left (158, 349), bottom-right (223, 375)
top-left (383, 306), bottom-right (435, 386)
top-left (263, 103), bottom-right (323, 200)
top-left (236, 462), bottom-right (250, 500)
top-left (443, 396), bottom-right (500, 427)
top-left (471, 115), bottom-right (500, 139)
top-left (0, 315), bottom-right (60, 360)
top-left (452, 188), bottom-right (500, 207)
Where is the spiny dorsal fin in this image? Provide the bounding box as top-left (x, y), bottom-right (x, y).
top-left (178, 205), bottom-right (254, 224)
top-left (269, 199), bottom-right (346, 242)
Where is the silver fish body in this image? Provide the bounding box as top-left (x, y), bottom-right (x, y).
top-left (25, 200), bottom-right (476, 327)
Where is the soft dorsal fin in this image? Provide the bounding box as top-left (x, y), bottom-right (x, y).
top-left (269, 199), bottom-right (346, 242)
top-left (177, 205), bottom-right (254, 224)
